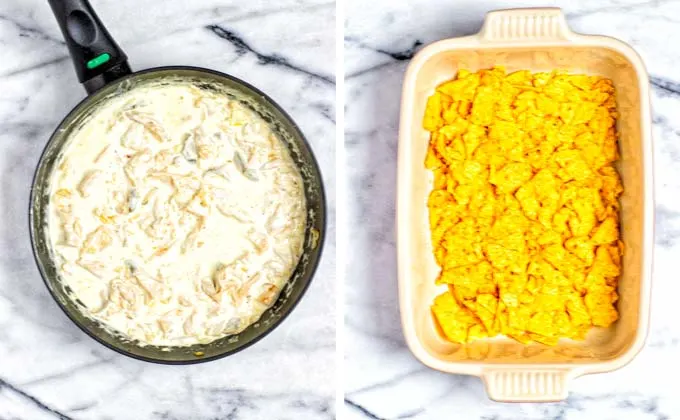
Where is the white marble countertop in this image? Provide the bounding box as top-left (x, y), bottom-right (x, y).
top-left (345, 0), bottom-right (680, 418)
top-left (0, 1), bottom-right (335, 419)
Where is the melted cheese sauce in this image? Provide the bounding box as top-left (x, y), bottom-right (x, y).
top-left (47, 81), bottom-right (306, 346)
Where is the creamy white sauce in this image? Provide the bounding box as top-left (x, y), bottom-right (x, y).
top-left (47, 81), bottom-right (306, 346)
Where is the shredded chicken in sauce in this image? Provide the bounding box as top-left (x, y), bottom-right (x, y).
top-left (48, 81), bottom-right (306, 346)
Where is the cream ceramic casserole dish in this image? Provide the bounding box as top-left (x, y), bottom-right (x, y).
top-left (397, 8), bottom-right (653, 402)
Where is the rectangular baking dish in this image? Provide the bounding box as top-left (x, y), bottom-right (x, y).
top-left (397, 8), bottom-right (653, 402)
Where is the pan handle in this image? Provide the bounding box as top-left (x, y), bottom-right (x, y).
top-left (48, 0), bottom-right (132, 94)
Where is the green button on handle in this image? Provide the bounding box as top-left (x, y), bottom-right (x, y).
top-left (86, 53), bottom-right (111, 69)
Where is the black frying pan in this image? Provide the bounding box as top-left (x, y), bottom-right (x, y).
top-left (29, 0), bottom-right (326, 364)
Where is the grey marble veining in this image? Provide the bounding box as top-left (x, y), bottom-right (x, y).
top-left (345, 0), bottom-right (680, 418)
top-left (0, 0), bottom-right (335, 419)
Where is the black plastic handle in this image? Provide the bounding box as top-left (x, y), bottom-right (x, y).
top-left (48, 0), bottom-right (132, 94)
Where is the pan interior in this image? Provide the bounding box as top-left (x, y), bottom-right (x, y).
top-left (30, 68), bottom-right (325, 363)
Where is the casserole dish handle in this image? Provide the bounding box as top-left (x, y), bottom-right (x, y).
top-left (479, 8), bottom-right (574, 42)
top-left (482, 368), bottom-right (574, 402)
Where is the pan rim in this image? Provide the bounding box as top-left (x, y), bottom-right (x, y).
top-left (28, 65), bottom-right (327, 365)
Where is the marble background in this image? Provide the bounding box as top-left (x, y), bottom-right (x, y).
top-left (0, 0), bottom-right (335, 419)
top-left (345, 0), bottom-right (680, 419)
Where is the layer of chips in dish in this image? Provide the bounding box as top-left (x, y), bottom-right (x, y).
top-left (424, 67), bottom-right (623, 346)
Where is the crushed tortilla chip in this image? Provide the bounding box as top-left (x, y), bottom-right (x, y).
top-left (425, 67), bottom-right (623, 346)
